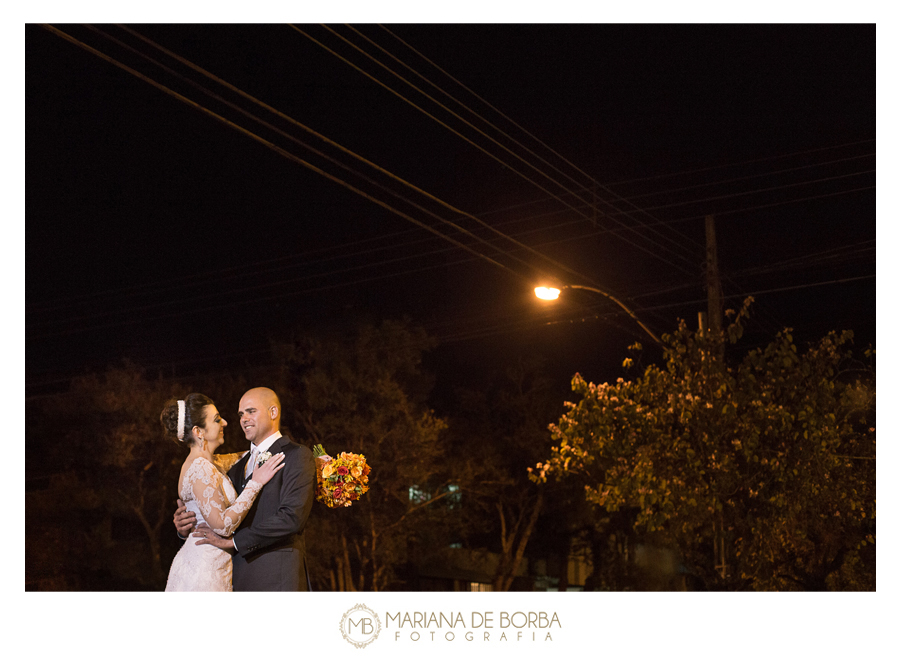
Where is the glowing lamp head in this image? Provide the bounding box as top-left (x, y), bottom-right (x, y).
top-left (534, 286), bottom-right (561, 300)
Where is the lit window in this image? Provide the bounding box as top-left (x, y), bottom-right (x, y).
top-left (409, 485), bottom-right (431, 504)
top-left (470, 582), bottom-right (493, 592)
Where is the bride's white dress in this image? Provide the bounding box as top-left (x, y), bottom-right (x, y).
top-left (165, 455), bottom-right (260, 591)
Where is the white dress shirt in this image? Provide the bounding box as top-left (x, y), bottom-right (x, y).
top-left (244, 431), bottom-right (283, 478)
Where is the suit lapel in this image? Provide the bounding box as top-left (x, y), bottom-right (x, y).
top-left (233, 435), bottom-right (291, 493)
top-left (230, 451), bottom-right (252, 494)
top-left (268, 435), bottom-right (290, 453)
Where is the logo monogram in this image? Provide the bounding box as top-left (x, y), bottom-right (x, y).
top-left (340, 604), bottom-right (381, 648)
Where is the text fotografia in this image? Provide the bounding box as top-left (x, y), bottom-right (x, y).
top-left (387, 611), bottom-right (561, 642)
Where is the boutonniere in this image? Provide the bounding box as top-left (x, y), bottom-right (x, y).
top-left (257, 451), bottom-right (273, 467)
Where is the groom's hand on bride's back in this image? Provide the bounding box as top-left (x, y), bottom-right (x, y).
top-left (193, 523), bottom-right (232, 550)
top-left (174, 499), bottom-right (196, 539)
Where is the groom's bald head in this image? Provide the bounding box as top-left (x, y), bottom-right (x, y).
top-left (238, 387), bottom-right (281, 445)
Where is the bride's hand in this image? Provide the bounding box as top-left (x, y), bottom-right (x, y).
top-left (251, 452), bottom-right (286, 485)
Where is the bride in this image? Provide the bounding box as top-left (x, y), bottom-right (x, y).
top-left (160, 393), bottom-right (284, 591)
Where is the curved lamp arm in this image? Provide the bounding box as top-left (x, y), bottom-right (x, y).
top-left (535, 284), bottom-right (662, 347)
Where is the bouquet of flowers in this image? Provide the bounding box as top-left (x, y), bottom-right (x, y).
top-left (312, 444), bottom-right (371, 508)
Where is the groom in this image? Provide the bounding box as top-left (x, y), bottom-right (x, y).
top-left (174, 387), bottom-right (316, 590)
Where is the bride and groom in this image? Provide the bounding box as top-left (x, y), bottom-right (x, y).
top-left (165, 387), bottom-right (316, 591)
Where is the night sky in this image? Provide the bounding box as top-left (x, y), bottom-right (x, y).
top-left (26, 23), bottom-right (875, 399)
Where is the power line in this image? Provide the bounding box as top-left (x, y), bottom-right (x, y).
top-left (602, 138), bottom-right (876, 187)
top-left (32, 26), bottom-right (874, 367)
top-left (41, 25), bottom-right (535, 283)
top-left (374, 24), bottom-right (708, 269)
top-left (27, 258), bottom-right (874, 387)
top-left (608, 153), bottom-right (874, 203)
top-left (33, 27), bottom-right (872, 318)
top-left (28, 161), bottom-right (873, 317)
top-left (109, 23), bottom-right (629, 294)
top-left (295, 24), bottom-right (699, 277)
top-left (27, 176), bottom-right (874, 337)
top-left (38, 24), bottom-right (670, 345)
top-left (601, 170), bottom-right (874, 215)
top-left (464, 147), bottom-right (872, 223)
top-left (370, 24), bottom-right (875, 342)
top-left (636, 274), bottom-right (875, 313)
top-left (350, 23), bottom-right (704, 271)
top-left (351, 25), bottom-right (873, 339)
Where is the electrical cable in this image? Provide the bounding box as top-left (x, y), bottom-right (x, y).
top-left (37, 23), bottom-right (670, 348)
top-left (374, 24), bottom-right (706, 268)
top-left (293, 24), bottom-right (698, 277)
top-left (40, 25), bottom-right (533, 284)
top-left (31, 25), bottom-right (873, 371)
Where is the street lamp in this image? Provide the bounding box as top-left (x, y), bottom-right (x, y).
top-left (534, 286), bottom-right (561, 300)
top-left (534, 284), bottom-right (662, 346)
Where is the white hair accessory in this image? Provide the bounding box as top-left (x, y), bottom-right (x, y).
top-left (176, 400), bottom-right (186, 441)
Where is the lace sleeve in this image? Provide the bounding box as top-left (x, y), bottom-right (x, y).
top-left (213, 452), bottom-right (247, 474)
top-left (187, 459), bottom-right (263, 537)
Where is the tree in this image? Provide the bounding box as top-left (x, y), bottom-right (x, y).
top-left (46, 363), bottom-right (251, 589)
top-left (448, 357), bottom-right (558, 590)
top-left (35, 364), bottom-right (184, 588)
top-left (534, 300), bottom-right (875, 591)
top-left (275, 320), bottom-right (452, 591)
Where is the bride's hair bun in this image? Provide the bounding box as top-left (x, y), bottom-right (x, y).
top-left (160, 393), bottom-right (214, 446)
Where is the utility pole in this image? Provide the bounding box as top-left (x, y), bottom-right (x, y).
top-left (705, 214), bottom-right (724, 337)
top-left (705, 214), bottom-right (728, 582)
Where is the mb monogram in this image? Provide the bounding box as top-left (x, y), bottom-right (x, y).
top-left (340, 604), bottom-right (382, 648)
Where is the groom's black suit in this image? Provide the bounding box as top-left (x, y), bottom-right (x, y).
top-left (227, 434), bottom-right (315, 591)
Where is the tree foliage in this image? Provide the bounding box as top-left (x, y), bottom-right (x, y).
top-left (448, 357), bottom-right (560, 590)
top-left (535, 301), bottom-right (875, 590)
top-left (64, 365), bottom-right (181, 586)
top-left (276, 320), bottom-right (451, 591)
top-left (29, 362), bottom-right (251, 589)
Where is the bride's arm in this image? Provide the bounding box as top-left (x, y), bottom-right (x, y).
top-left (188, 460), bottom-right (262, 538)
top-left (213, 452), bottom-right (247, 474)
